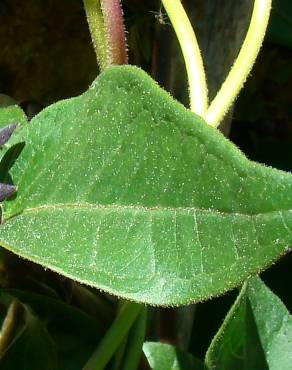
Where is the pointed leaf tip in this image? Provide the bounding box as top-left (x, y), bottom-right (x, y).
top-left (1, 66), bottom-right (292, 305)
top-left (0, 184), bottom-right (17, 202)
top-left (0, 124), bottom-right (18, 146)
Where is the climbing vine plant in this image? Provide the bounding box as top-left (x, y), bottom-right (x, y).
top-left (0, 1), bottom-right (291, 369)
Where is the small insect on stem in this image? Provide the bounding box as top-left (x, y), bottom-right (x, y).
top-left (0, 124), bottom-right (18, 147)
top-left (0, 184), bottom-right (17, 202)
top-left (150, 6), bottom-right (169, 26)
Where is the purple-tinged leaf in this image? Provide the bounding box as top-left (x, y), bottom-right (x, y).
top-left (0, 124), bottom-right (18, 146)
top-left (0, 184), bottom-right (16, 202)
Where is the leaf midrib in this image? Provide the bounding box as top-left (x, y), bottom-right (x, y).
top-left (3, 202), bottom-right (292, 223)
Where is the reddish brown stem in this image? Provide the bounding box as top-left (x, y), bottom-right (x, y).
top-left (101, 0), bottom-right (128, 65)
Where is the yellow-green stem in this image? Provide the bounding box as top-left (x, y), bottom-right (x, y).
top-left (161, 0), bottom-right (208, 117)
top-left (83, 302), bottom-right (142, 370)
top-left (206, 0), bottom-right (272, 127)
top-left (121, 307), bottom-right (147, 370)
top-left (83, 0), bottom-right (108, 70)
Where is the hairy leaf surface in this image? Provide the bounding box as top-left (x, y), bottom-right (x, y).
top-left (0, 105), bottom-right (27, 130)
top-left (205, 277), bottom-right (292, 370)
top-left (0, 66), bottom-right (292, 305)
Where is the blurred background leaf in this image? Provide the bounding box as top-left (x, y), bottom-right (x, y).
top-left (0, 289), bottom-right (112, 370)
top-left (205, 277), bottom-right (292, 370)
top-left (143, 342), bottom-right (205, 370)
top-left (267, 0), bottom-right (292, 49)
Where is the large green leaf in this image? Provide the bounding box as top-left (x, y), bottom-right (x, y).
top-left (0, 66), bottom-right (292, 305)
top-left (143, 342), bottom-right (205, 370)
top-left (205, 277), bottom-right (292, 370)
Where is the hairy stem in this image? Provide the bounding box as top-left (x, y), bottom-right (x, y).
top-left (83, 301), bottom-right (142, 370)
top-left (83, 0), bottom-right (108, 70)
top-left (101, 0), bottom-right (128, 65)
top-left (206, 0), bottom-right (272, 127)
top-left (161, 0), bottom-right (208, 117)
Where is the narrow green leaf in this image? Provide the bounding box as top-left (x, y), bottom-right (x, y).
top-left (0, 66), bottom-right (292, 305)
top-left (143, 342), bottom-right (205, 370)
top-left (205, 277), bottom-right (292, 370)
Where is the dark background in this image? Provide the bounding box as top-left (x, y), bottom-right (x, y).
top-left (0, 0), bottom-right (291, 363)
